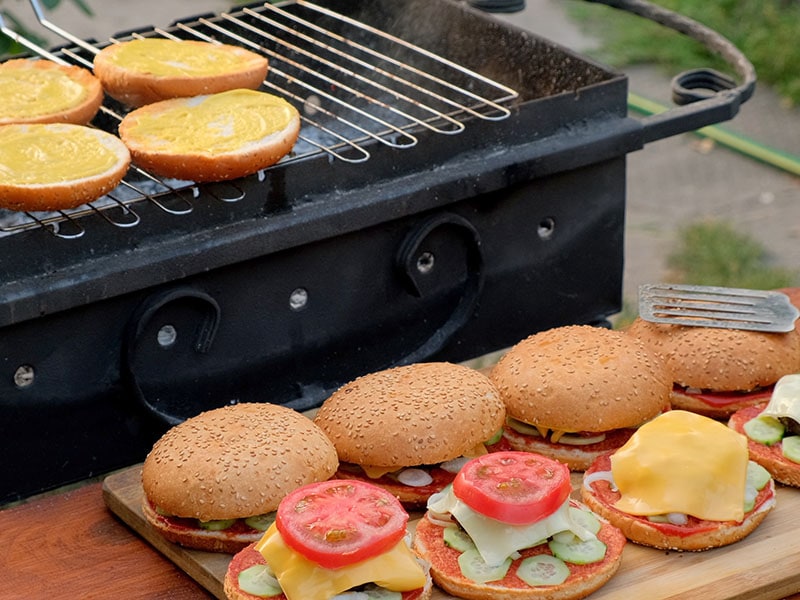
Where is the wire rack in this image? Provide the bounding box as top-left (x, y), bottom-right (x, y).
top-left (0, 0), bottom-right (518, 238)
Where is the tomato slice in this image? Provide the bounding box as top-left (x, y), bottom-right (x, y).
top-left (275, 479), bottom-right (408, 570)
top-left (452, 451), bottom-right (571, 525)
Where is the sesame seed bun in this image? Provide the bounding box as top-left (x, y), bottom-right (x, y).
top-left (313, 362), bottom-right (505, 470)
top-left (141, 402), bottom-right (338, 552)
top-left (627, 317), bottom-right (800, 418)
top-left (488, 325), bottom-right (671, 469)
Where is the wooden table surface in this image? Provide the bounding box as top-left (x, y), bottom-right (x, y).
top-left (4, 470), bottom-right (800, 600)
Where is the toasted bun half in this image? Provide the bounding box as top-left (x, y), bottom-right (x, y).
top-left (580, 453), bottom-right (776, 551)
top-left (93, 38), bottom-right (269, 107)
top-left (0, 58), bottom-right (103, 125)
top-left (729, 403), bottom-right (800, 487)
top-left (0, 123), bottom-right (130, 211)
top-left (224, 543), bottom-right (432, 600)
top-left (314, 362), bottom-right (505, 469)
top-left (141, 403), bottom-right (338, 552)
top-left (118, 89), bottom-right (300, 182)
top-left (412, 512), bottom-right (625, 600)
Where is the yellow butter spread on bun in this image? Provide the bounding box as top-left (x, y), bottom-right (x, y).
top-left (611, 410), bottom-right (748, 521)
top-left (0, 58), bottom-right (103, 126)
top-left (93, 38), bottom-right (269, 107)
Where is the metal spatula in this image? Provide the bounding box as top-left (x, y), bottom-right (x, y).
top-left (638, 284), bottom-right (800, 332)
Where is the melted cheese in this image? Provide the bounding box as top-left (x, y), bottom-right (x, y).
top-left (104, 38), bottom-right (251, 77)
top-left (0, 124), bottom-right (122, 183)
top-left (611, 410), bottom-right (748, 521)
top-left (761, 373), bottom-right (800, 425)
top-left (427, 487), bottom-right (596, 567)
top-left (255, 523), bottom-right (426, 600)
top-left (125, 89), bottom-right (295, 154)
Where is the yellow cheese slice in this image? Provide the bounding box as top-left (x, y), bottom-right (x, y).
top-left (761, 373), bottom-right (800, 425)
top-left (611, 410), bottom-right (748, 521)
top-left (360, 464), bottom-right (396, 479)
top-left (255, 523), bottom-right (427, 600)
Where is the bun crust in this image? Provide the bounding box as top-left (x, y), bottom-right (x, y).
top-left (580, 454), bottom-right (776, 551)
top-left (0, 123), bottom-right (130, 211)
top-left (0, 59), bottom-right (103, 125)
top-left (489, 325), bottom-right (671, 432)
top-left (412, 512), bottom-right (625, 600)
top-left (118, 89), bottom-right (300, 182)
top-left (313, 362), bottom-right (506, 468)
top-left (729, 403), bottom-right (800, 487)
top-left (141, 402), bottom-right (338, 522)
top-left (627, 317), bottom-right (800, 392)
top-left (93, 39), bottom-right (269, 107)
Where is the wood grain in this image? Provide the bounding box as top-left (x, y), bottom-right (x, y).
top-left (103, 465), bottom-right (800, 600)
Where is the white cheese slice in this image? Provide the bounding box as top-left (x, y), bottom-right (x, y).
top-left (761, 373), bottom-right (800, 425)
top-left (427, 487), bottom-right (596, 567)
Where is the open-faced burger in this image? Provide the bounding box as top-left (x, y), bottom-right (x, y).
top-left (412, 451), bottom-right (626, 600)
top-left (223, 479), bottom-right (432, 600)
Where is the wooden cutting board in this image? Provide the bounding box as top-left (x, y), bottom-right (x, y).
top-left (103, 465), bottom-right (800, 600)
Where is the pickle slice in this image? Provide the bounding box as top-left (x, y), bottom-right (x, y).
top-left (443, 525), bottom-right (476, 553)
top-left (198, 518), bottom-right (236, 531)
top-left (244, 513), bottom-right (276, 531)
top-left (517, 554), bottom-right (570, 586)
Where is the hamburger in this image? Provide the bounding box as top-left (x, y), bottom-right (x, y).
top-left (141, 402), bottom-right (338, 553)
top-left (412, 451), bottom-right (626, 600)
top-left (627, 316), bottom-right (800, 419)
top-left (312, 362), bottom-right (506, 507)
top-left (223, 479), bottom-right (432, 600)
top-left (581, 410), bottom-right (776, 551)
top-left (728, 373), bottom-right (800, 487)
top-left (488, 325), bottom-right (672, 471)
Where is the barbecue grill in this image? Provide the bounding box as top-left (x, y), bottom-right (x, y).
top-left (0, 0), bottom-right (754, 503)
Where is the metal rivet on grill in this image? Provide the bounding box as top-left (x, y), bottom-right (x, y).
top-left (537, 217), bottom-right (556, 240)
top-left (416, 251), bottom-right (435, 274)
top-left (157, 324), bottom-right (178, 348)
top-left (289, 288), bottom-right (309, 311)
top-left (13, 365), bottom-right (35, 388)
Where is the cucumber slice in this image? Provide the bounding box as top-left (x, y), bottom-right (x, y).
top-left (548, 536), bottom-right (606, 564)
top-left (516, 554), bottom-right (570, 586)
top-left (198, 518), bottom-right (237, 531)
top-left (782, 435), bottom-right (800, 464)
top-left (744, 416), bottom-right (785, 445)
top-left (506, 417), bottom-right (542, 436)
top-left (457, 549), bottom-right (511, 583)
top-left (238, 564), bottom-right (282, 597)
top-left (245, 513), bottom-right (276, 531)
top-left (485, 428), bottom-right (503, 445)
top-left (746, 461), bottom-right (772, 491)
top-left (443, 526), bottom-right (476, 553)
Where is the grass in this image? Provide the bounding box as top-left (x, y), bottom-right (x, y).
top-left (567, 0), bottom-right (800, 107)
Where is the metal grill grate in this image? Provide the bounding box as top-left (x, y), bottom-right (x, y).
top-left (0, 0), bottom-right (518, 238)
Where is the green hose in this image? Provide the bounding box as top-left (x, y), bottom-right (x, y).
top-left (628, 92), bottom-right (800, 177)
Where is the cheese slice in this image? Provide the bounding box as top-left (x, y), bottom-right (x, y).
top-left (427, 487), bottom-right (596, 567)
top-left (255, 523), bottom-right (427, 600)
top-left (611, 410), bottom-right (748, 521)
top-left (761, 373), bottom-right (800, 425)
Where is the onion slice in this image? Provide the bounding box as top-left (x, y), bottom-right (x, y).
top-left (396, 468), bottom-right (433, 487)
top-left (583, 469), bottom-right (618, 492)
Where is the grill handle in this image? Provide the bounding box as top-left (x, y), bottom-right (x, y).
top-left (586, 0), bottom-right (756, 144)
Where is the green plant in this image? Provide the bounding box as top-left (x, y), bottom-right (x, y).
top-left (666, 219), bottom-right (797, 289)
top-left (1, 0), bottom-right (92, 55)
top-left (567, 0), bottom-right (800, 106)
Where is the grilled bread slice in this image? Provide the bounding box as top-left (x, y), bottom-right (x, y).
top-left (0, 123), bottom-right (130, 212)
top-left (93, 38), bottom-right (269, 107)
top-left (0, 58), bottom-right (103, 125)
top-left (118, 89), bottom-right (300, 182)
